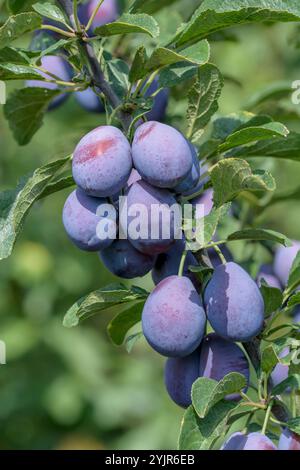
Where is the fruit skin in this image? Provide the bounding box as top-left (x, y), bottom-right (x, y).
top-left (75, 88), bottom-right (104, 113)
top-left (99, 239), bottom-right (155, 279)
top-left (72, 125), bottom-right (132, 197)
top-left (152, 239), bottom-right (198, 286)
top-left (26, 55), bottom-right (70, 109)
top-left (271, 347), bottom-right (289, 387)
top-left (62, 189), bottom-right (114, 252)
top-left (174, 143), bottom-right (200, 194)
top-left (222, 432), bottom-right (277, 450)
top-left (145, 79), bottom-right (169, 122)
top-left (278, 429), bottom-right (300, 450)
top-left (191, 188), bottom-right (214, 218)
top-left (120, 180), bottom-right (179, 255)
top-left (204, 262), bottom-right (264, 342)
top-left (164, 349), bottom-right (200, 408)
top-left (199, 333), bottom-right (249, 400)
top-left (257, 264), bottom-right (282, 289)
top-left (142, 275), bottom-right (206, 357)
top-left (274, 240), bottom-right (300, 286)
top-left (79, 0), bottom-right (119, 30)
top-left (132, 121), bottom-right (193, 189)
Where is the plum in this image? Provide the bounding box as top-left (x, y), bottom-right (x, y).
top-left (75, 88), bottom-right (104, 113)
top-left (79, 0), bottom-right (118, 30)
top-left (99, 239), bottom-right (155, 279)
top-left (62, 189), bottom-right (115, 251)
top-left (152, 239), bottom-right (198, 286)
top-left (257, 264), bottom-right (282, 289)
top-left (191, 188), bottom-right (214, 218)
top-left (72, 125), bottom-right (132, 197)
top-left (222, 432), bottom-right (277, 450)
top-left (142, 275), bottom-right (206, 357)
top-left (274, 241), bottom-right (300, 287)
top-left (204, 262), bottom-right (264, 342)
top-left (294, 306), bottom-right (300, 324)
top-left (174, 143), bottom-right (200, 195)
top-left (271, 347), bottom-right (289, 387)
top-left (199, 333), bottom-right (249, 399)
top-left (132, 121), bottom-right (193, 189)
top-left (145, 78), bottom-right (169, 122)
top-left (26, 55), bottom-right (70, 109)
top-left (278, 429), bottom-right (300, 450)
top-left (164, 349), bottom-right (200, 408)
top-left (119, 180), bottom-right (179, 255)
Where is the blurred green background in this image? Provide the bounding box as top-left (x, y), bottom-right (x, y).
top-left (1, 0), bottom-right (300, 450)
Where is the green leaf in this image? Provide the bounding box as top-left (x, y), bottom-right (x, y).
top-left (227, 228), bottom-right (292, 247)
top-left (286, 418), bottom-right (300, 435)
top-left (0, 47), bottom-right (32, 64)
top-left (186, 64), bottom-right (223, 143)
top-left (0, 63), bottom-right (43, 81)
top-left (272, 374), bottom-right (300, 395)
top-left (261, 344), bottom-right (280, 374)
top-left (158, 62), bottom-right (198, 88)
top-left (0, 13), bottom-right (42, 49)
top-left (287, 252), bottom-right (300, 293)
top-left (146, 42), bottom-right (210, 74)
top-left (245, 81), bottom-right (294, 109)
top-left (107, 302), bottom-right (145, 346)
top-left (105, 56), bottom-right (130, 100)
top-left (129, 46), bottom-right (148, 83)
top-left (0, 157), bottom-right (70, 261)
top-left (287, 292), bottom-right (300, 309)
top-left (218, 122), bottom-right (289, 153)
top-left (32, 2), bottom-right (68, 27)
top-left (63, 284), bottom-right (148, 328)
top-left (6, 0), bottom-right (36, 13)
top-left (125, 332), bottom-right (143, 353)
top-left (130, 0), bottom-right (177, 14)
top-left (259, 281), bottom-right (283, 317)
top-left (94, 13), bottom-right (159, 38)
top-left (38, 170), bottom-right (75, 200)
top-left (4, 87), bottom-right (61, 145)
top-left (192, 373), bottom-right (246, 418)
top-left (209, 158), bottom-right (276, 208)
top-left (189, 203), bottom-right (231, 249)
top-left (172, 0), bottom-right (300, 47)
top-left (232, 132), bottom-right (300, 162)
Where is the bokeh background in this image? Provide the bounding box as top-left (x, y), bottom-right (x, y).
top-left (1, 0), bottom-right (300, 450)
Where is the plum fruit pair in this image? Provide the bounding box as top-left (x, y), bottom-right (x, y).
top-left (222, 429), bottom-right (300, 450)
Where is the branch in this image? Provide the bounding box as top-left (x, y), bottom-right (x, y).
top-left (56, 0), bottom-right (132, 132)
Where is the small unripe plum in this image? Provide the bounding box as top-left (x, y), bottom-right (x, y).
top-left (26, 55), bottom-right (70, 109)
top-left (152, 239), bottom-right (198, 286)
top-left (62, 189), bottom-right (115, 251)
top-left (132, 121), bottom-right (193, 189)
top-left (145, 78), bottom-right (169, 122)
top-left (274, 241), bottom-right (300, 286)
top-left (204, 262), bottom-right (264, 342)
top-left (142, 275), bottom-right (206, 357)
top-left (75, 88), bottom-right (104, 113)
top-left (72, 125), bottom-right (132, 197)
top-left (199, 333), bottom-right (249, 400)
top-left (257, 264), bottom-right (282, 289)
top-left (119, 180), bottom-right (179, 255)
top-left (174, 143), bottom-right (200, 194)
top-left (278, 429), bottom-right (300, 450)
top-left (222, 432), bottom-right (277, 450)
top-left (80, 0), bottom-right (119, 30)
top-left (164, 349), bottom-right (200, 408)
top-left (99, 239), bottom-right (155, 279)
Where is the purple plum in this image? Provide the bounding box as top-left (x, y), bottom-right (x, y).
top-left (204, 262), bottom-right (264, 342)
top-left (80, 0), bottom-right (119, 30)
top-left (72, 125), bottom-right (132, 197)
top-left (174, 143), bottom-right (200, 195)
top-left (278, 429), bottom-right (300, 450)
top-left (274, 241), bottom-right (300, 287)
top-left (271, 347), bottom-right (289, 387)
top-left (257, 264), bottom-right (282, 289)
top-left (142, 275), bottom-right (206, 357)
top-left (145, 78), bottom-right (169, 122)
top-left (222, 432), bottom-right (277, 450)
top-left (75, 88), bottom-right (104, 113)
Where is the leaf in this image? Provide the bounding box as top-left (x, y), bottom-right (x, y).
top-left (259, 281), bottom-right (283, 317)
top-left (232, 132), bottom-right (300, 162)
top-left (0, 157), bottom-right (70, 261)
top-left (218, 122), bottom-right (289, 153)
top-left (286, 418), bottom-right (300, 435)
top-left (0, 63), bottom-right (43, 81)
top-left (32, 2), bottom-right (68, 27)
top-left (0, 47), bottom-right (32, 64)
top-left (130, 0), bottom-right (177, 14)
top-left (94, 13), bottom-right (159, 38)
top-left (38, 171), bottom-right (75, 200)
top-left (129, 46), bottom-right (148, 83)
top-left (261, 344), bottom-right (280, 374)
top-left (209, 158), bottom-right (276, 208)
top-left (63, 285), bottom-right (148, 328)
top-left (146, 42), bottom-right (210, 74)
top-left (0, 12), bottom-right (41, 49)
top-left (158, 62), bottom-right (198, 88)
top-left (7, 0), bottom-right (36, 13)
top-left (287, 292), bottom-right (300, 309)
top-left (189, 203), bottom-right (231, 249)
top-left (227, 228), bottom-right (292, 247)
top-left (125, 332), bottom-right (144, 353)
top-left (104, 56), bottom-right (130, 100)
top-left (4, 87), bottom-right (61, 145)
top-left (172, 0), bottom-right (300, 47)
top-left (186, 64), bottom-right (223, 142)
top-left (272, 374), bottom-right (300, 395)
top-left (286, 252), bottom-right (300, 293)
top-left (192, 373), bottom-right (246, 418)
top-left (245, 81), bottom-right (294, 109)
top-left (107, 302), bottom-right (145, 346)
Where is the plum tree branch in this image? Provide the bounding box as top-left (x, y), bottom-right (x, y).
top-left (56, 0), bottom-right (132, 132)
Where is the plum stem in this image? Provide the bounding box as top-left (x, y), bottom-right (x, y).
top-left (56, 0), bottom-right (132, 133)
top-left (210, 242), bottom-right (226, 265)
top-left (85, 0), bottom-right (105, 32)
top-left (73, 0), bottom-right (81, 32)
top-left (178, 250), bottom-right (188, 277)
top-left (262, 402), bottom-right (273, 435)
top-left (41, 24), bottom-right (75, 38)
